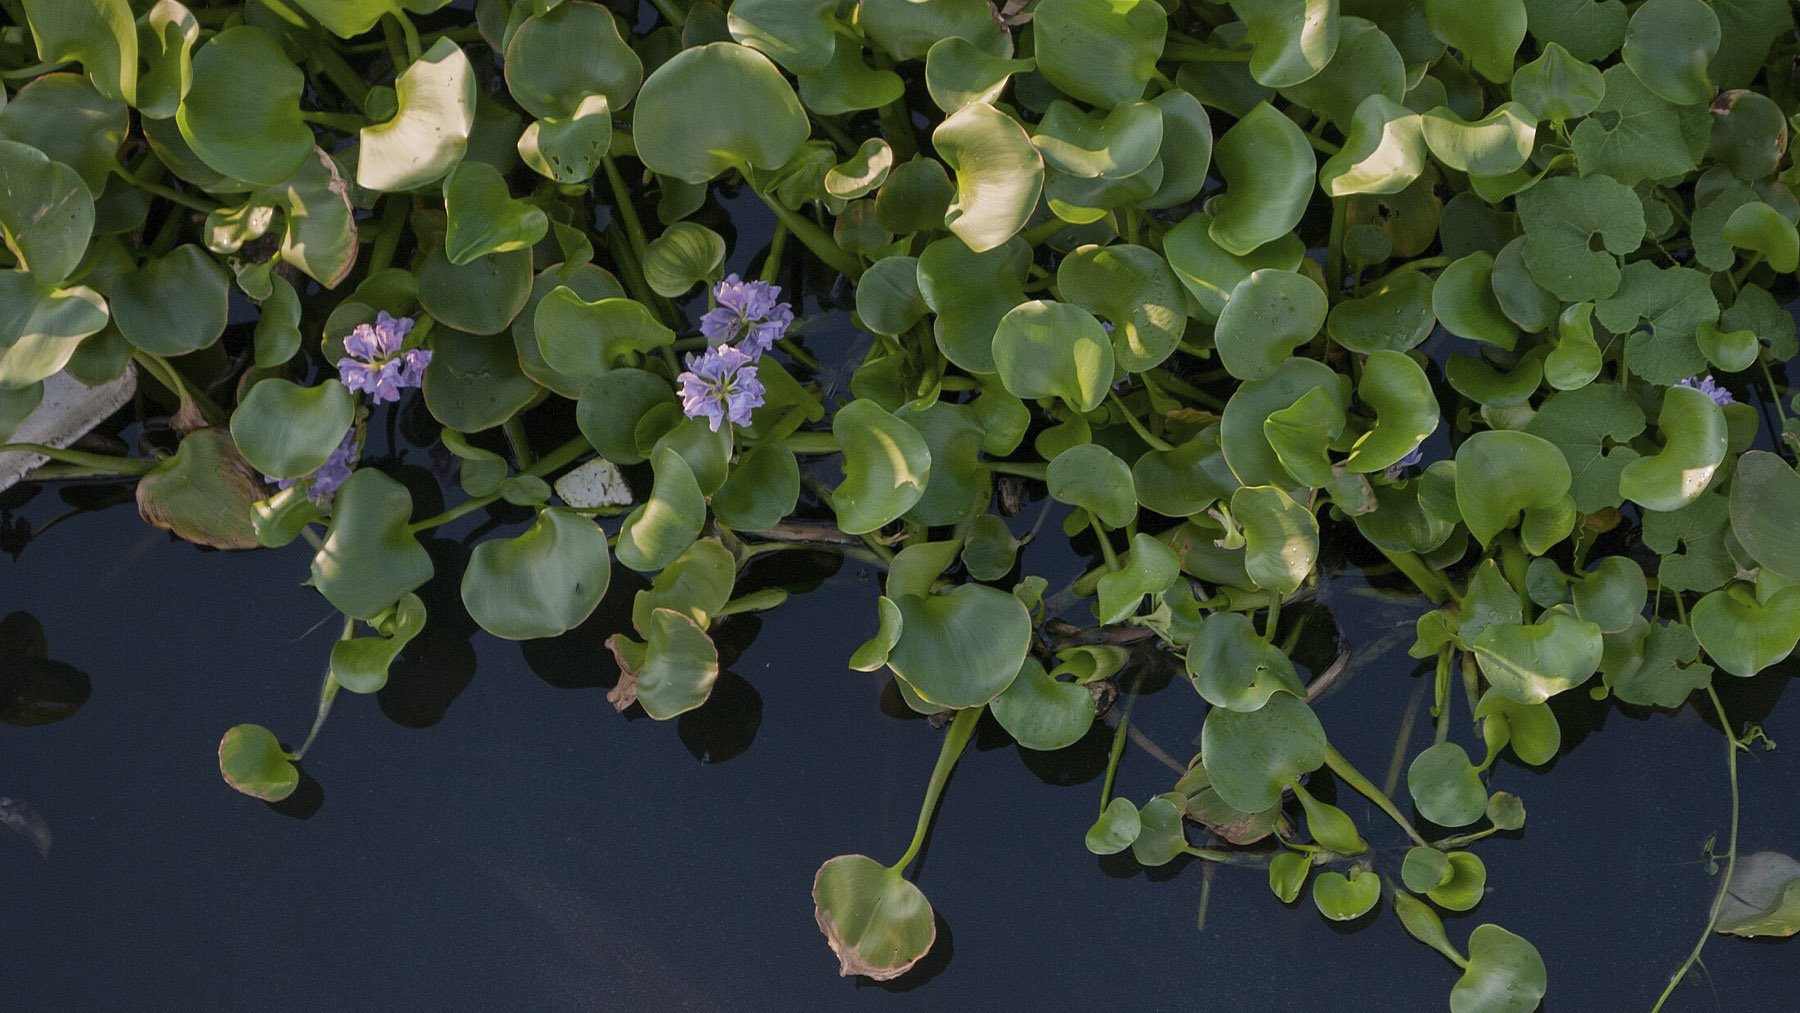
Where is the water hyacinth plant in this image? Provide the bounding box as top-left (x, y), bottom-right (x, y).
top-left (2, 0), bottom-right (1800, 1006)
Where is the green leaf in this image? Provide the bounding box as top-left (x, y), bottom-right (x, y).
top-left (1428, 852), bottom-right (1490, 912)
top-left (1714, 851), bottom-right (1800, 937)
top-left (849, 596), bottom-right (905, 673)
top-left (1454, 430), bottom-right (1570, 545)
top-left (933, 102), bottom-right (1045, 254)
top-left (260, 148), bottom-right (361, 290)
top-left (1096, 532), bottom-right (1180, 624)
top-left (176, 26), bottom-right (312, 187)
top-left (726, 0), bottom-right (836, 75)
top-left (616, 446), bottom-right (706, 572)
top-left (417, 247), bottom-right (533, 335)
top-left (443, 162), bottom-right (548, 266)
top-left (924, 37), bottom-right (1032, 113)
top-left (1185, 611), bottom-right (1304, 712)
top-left (1232, 485), bottom-right (1318, 595)
top-left (830, 399), bottom-right (930, 535)
top-left (1731, 451), bottom-right (1800, 578)
top-left (1200, 691), bottom-right (1327, 812)
top-left (1452, 925), bottom-right (1547, 1013)
top-left (1343, 350), bottom-right (1437, 473)
top-left (1208, 102), bottom-right (1315, 256)
top-left (1598, 261), bottom-right (1717, 385)
top-left (1313, 867), bottom-right (1381, 920)
top-left (795, 35), bottom-right (907, 115)
top-left (1268, 850), bottom-right (1311, 903)
top-left (825, 138), bottom-right (895, 200)
top-left (1216, 269), bottom-right (1327, 381)
top-left (1231, 0), bottom-right (1337, 88)
top-left (860, 0), bottom-right (1009, 61)
top-left (916, 236), bottom-right (1029, 372)
top-left (992, 300), bottom-right (1115, 413)
top-left (230, 379), bottom-right (353, 480)
top-left (1420, 104), bottom-right (1535, 177)
top-left (1133, 430), bottom-right (1238, 518)
top-left (1319, 95), bottom-right (1426, 196)
top-left (535, 288), bottom-right (675, 383)
top-left (624, 607), bottom-right (720, 719)
top-left (1164, 211), bottom-right (1307, 321)
top-left (0, 74), bottom-right (128, 195)
top-left (1476, 690), bottom-right (1561, 766)
top-left (1031, 99), bottom-right (1162, 181)
top-left (134, 427), bottom-right (263, 550)
top-left (329, 593), bottom-right (426, 694)
top-left (1570, 65), bottom-right (1710, 184)
top-left (112, 245), bottom-right (228, 356)
top-left (576, 369), bottom-right (676, 466)
top-left (1511, 43), bottom-right (1605, 121)
top-left (1280, 15), bottom-right (1404, 129)
top-left (503, 0), bottom-right (641, 118)
top-left (642, 222), bottom-right (726, 298)
top-left (0, 141), bottom-right (95, 285)
top-left (1515, 175), bottom-right (1643, 302)
top-left (0, 277), bottom-right (105, 389)
top-left (1619, 385), bottom-right (1727, 512)
top-left (812, 854), bottom-right (938, 981)
top-left (992, 658), bottom-right (1093, 751)
top-left (1474, 611), bottom-right (1605, 704)
top-left (1571, 557), bottom-right (1648, 634)
top-left (1223, 357), bottom-right (1348, 488)
top-left (1048, 443), bottom-right (1138, 529)
top-left (888, 584), bottom-right (1031, 708)
top-left (1691, 583), bottom-right (1800, 678)
top-left (633, 43), bottom-right (809, 184)
top-left (518, 95), bottom-right (613, 184)
top-left (1326, 271), bottom-right (1435, 353)
top-left (310, 469), bottom-right (434, 620)
top-left (1032, 0), bottom-right (1166, 105)
top-left (1523, 0), bottom-right (1627, 62)
top-left (22, 0), bottom-right (137, 105)
top-left (217, 723), bottom-right (296, 802)
top-left (1407, 741), bottom-right (1488, 827)
top-left (1621, 0), bottom-right (1719, 106)
top-left (1425, 0), bottom-right (1525, 81)
top-left (287, 0), bottom-right (453, 38)
top-left (358, 38), bottom-right (476, 192)
top-left (713, 444), bottom-right (800, 532)
top-left (136, 0), bottom-right (199, 119)
top-left (1086, 796), bottom-right (1142, 855)
top-left (1722, 201), bottom-right (1800, 273)
top-left (1143, 90), bottom-right (1214, 209)
top-left (415, 328), bottom-right (535, 434)
top-left (1523, 384), bottom-right (1645, 512)
top-left (461, 508), bottom-right (611, 640)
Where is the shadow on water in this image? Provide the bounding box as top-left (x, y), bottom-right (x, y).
top-left (0, 611), bottom-right (91, 727)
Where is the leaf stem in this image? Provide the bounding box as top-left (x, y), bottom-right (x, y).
top-left (1322, 745), bottom-right (1432, 849)
top-left (1108, 390), bottom-right (1175, 451)
top-left (1650, 686), bottom-right (1742, 1012)
top-left (406, 435), bottom-right (587, 533)
top-left (1374, 545), bottom-right (1453, 603)
top-left (0, 443), bottom-right (156, 475)
top-left (986, 460), bottom-right (1048, 480)
top-left (753, 188), bottom-right (864, 279)
top-left (111, 164), bottom-right (220, 213)
top-left (891, 705), bottom-right (983, 872)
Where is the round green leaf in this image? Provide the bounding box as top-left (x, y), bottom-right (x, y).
top-left (1621, 384), bottom-right (1728, 511)
top-left (1215, 268), bottom-right (1327, 381)
top-left (1473, 612), bottom-right (1605, 704)
top-left (1621, 0), bottom-right (1719, 106)
top-left (503, 1), bottom-right (641, 119)
top-left (1512, 42), bottom-right (1605, 122)
top-left (855, 255), bottom-right (928, 337)
top-left (231, 379), bottom-right (354, 479)
top-left (1325, 270), bottom-right (1435, 353)
top-left (0, 73), bottom-right (129, 194)
top-left (1164, 210), bottom-right (1306, 320)
top-left (358, 39), bottom-right (476, 192)
top-left (1208, 102), bottom-right (1314, 256)
top-left (310, 469), bottom-right (434, 620)
top-left (633, 43), bottom-right (809, 184)
top-left (417, 247), bottom-right (533, 335)
top-left (726, 0), bottom-right (836, 75)
top-left (1452, 925), bottom-right (1547, 1013)
top-left (616, 446), bottom-right (706, 572)
top-left (924, 37), bottom-right (1033, 114)
top-left (1722, 201), bottom-right (1800, 273)
top-left (812, 854), bottom-right (937, 981)
top-left (713, 443), bottom-right (801, 532)
top-left (1086, 796), bottom-right (1142, 855)
top-left (461, 508), bottom-right (611, 640)
top-left (134, 427), bottom-right (263, 550)
top-left (1691, 583), bottom-right (1800, 678)
top-left (917, 236), bottom-right (1029, 371)
top-left (1142, 89), bottom-right (1213, 209)
top-left (1407, 741), bottom-right (1488, 827)
top-left (443, 161), bottom-right (548, 265)
top-left (1342, 350), bottom-right (1437, 473)
top-left (1425, 0), bottom-right (1525, 82)
top-left (888, 584), bottom-right (1030, 708)
top-left (643, 222), bottom-right (726, 298)
top-left (630, 607), bottom-right (721, 719)
top-left (518, 95), bottom-right (613, 184)
top-left (831, 399), bottom-right (931, 535)
top-left (1313, 867), bottom-right (1381, 920)
top-left (1232, 0), bottom-right (1337, 87)
top-left (421, 327), bottom-right (540, 432)
top-left (1570, 556), bottom-right (1648, 634)
top-left (1268, 850), bottom-right (1311, 903)
top-left (0, 141), bottom-right (95, 285)
top-left (1223, 357), bottom-right (1347, 488)
top-left (1096, 532), bottom-right (1180, 624)
top-left (1048, 444), bottom-right (1136, 529)
top-left (992, 657), bottom-right (1093, 751)
top-left (1032, 0), bottom-right (1166, 106)
top-left (217, 723), bottom-right (297, 802)
top-left (0, 277), bottom-right (108, 388)
top-left (1319, 95), bottom-right (1426, 196)
top-left (1454, 431), bottom-right (1570, 545)
top-left (22, 0), bottom-right (137, 106)
top-left (329, 593), bottom-right (426, 694)
top-left (992, 300), bottom-right (1114, 413)
top-left (1200, 691), bottom-right (1327, 813)
top-left (933, 102), bottom-right (1044, 254)
top-left (1232, 485), bottom-right (1318, 595)
top-left (1185, 611), bottom-right (1304, 712)
top-left (176, 26), bottom-right (312, 186)
top-left (576, 369), bottom-right (676, 466)
top-left (111, 245), bottom-right (228, 356)
top-left (1420, 104), bottom-right (1535, 177)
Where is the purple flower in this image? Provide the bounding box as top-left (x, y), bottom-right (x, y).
top-left (699, 273), bottom-right (794, 358)
top-left (267, 427), bottom-right (360, 503)
top-left (1677, 374), bottom-right (1735, 407)
top-left (1385, 446), bottom-right (1425, 481)
top-left (338, 312), bottom-right (430, 404)
top-left (677, 344), bottom-right (765, 432)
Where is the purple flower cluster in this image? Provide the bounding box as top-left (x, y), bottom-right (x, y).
top-left (678, 344), bottom-right (765, 432)
top-left (699, 274), bottom-right (794, 358)
top-left (338, 312), bottom-right (430, 404)
top-left (677, 275), bottom-right (795, 431)
top-left (268, 427), bottom-right (360, 503)
top-left (1677, 374), bottom-right (1735, 407)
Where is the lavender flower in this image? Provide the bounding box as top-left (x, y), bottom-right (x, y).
top-left (1385, 446), bottom-right (1425, 481)
top-left (338, 312), bottom-right (431, 404)
top-left (677, 344), bottom-right (765, 432)
top-left (1677, 374), bottom-right (1735, 407)
top-left (699, 273), bottom-right (794, 358)
top-left (267, 427), bottom-right (360, 503)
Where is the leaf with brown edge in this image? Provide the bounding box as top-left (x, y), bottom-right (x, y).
top-left (602, 632), bottom-right (644, 713)
top-left (812, 854), bottom-right (936, 981)
top-left (136, 428), bottom-right (264, 549)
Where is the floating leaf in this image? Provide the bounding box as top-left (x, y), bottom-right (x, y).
top-left (616, 447), bottom-right (705, 572)
top-left (1454, 431), bottom-right (1570, 545)
top-left (1048, 444), bottom-right (1137, 529)
top-left (1200, 691), bottom-right (1327, 812)
top-left (1420, 104), bottom-right (1535, 177)
top-left (358, 39), bottom-right (476, 192)
top-left (503, 0), bottom-right (641, 118)
top-left (462, 508), bottom-right (611, 640)
top-left (1208, 103), bottom-right (1314, 256)
top-left (135, 428), bottom-right (262, 550)
top-left (888, 584), bottom-right (1030, 708)
top-left (1714, 852), bottom-right (1800, 937)
top-left (633, 43), bottom-right (808, 184)
top-left (992, 658), bottom-right (1093, 751)
top-left (1032, 0), bottom-right (1166, 105)
top-left (1515, 175), bottom-right (1643, 302)
top-left (1319, 95), bottom-right (1425, 196)
top-left (1620, 0), bottom-right (1719, 106)
top-left (1473, 612), bottom-right (1604, 704)
top-left (933, 102), bottom-right (1044, 254)
top-left (310, 470), bottom-right (434, 620)
top-left (1407, 741), bottom-right (1488, 827)
top-left (1690, 583), bottom-right (1800, 678)
top-left (21, 0), bottom-right (137, 105)
top-left (329, 593), bottom-right (426, 694)
top-left (112, 245), bottom-right (228, 356)
top-left (1186, 611), bottom-right (1304, 712)
top-left (1313, 867), bottom-right (1381, 920)
top-left (1231, 0), bottom-right (1337, 88)
top-left (1569, 65), bottom-right (1710, 184)
top-left (832, 399), bottom-right (931, 535)
top-left (176, 26), bottom-right (311, 186)
top-left (992, 300), bottom-right (1114, 413)
top-left (217, 724), bottom-right (296, 802)
top-left (1731, 451), bottom-right (1800, 578)
top-left (813, 854), bottom-right (937, 980)
top-left (1451, 925), bottom-right (1547, 1013)
top-left (231, 379), bottom-right (354, 480)
top-left (1215, 269), bottom-right (1327, 381)
top-left (1618, 385), bottom-right (1727, 512)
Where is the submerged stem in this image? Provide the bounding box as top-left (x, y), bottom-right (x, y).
top-left (1651, 687), bottom-right (1742, 1012)
top-left (892, 706), bottom-right (983, 872)
top-left (406, 436), bottom-right (587, 533)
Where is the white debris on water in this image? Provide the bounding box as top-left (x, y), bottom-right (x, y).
top-left (553, 456), bottom-right (633, 509)
top-left (0, 368), bottom-right (138, 493)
